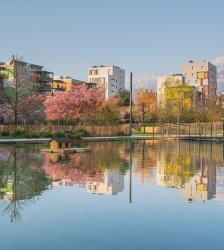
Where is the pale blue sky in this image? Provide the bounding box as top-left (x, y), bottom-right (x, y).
top-left (1, 0), bottom-right (223, 80)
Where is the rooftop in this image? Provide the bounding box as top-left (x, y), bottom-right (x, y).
top-left (51, 138), bottom-right (72, 143)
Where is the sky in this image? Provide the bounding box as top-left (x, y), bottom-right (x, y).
top-left (0, 0), bottom-right (224, 80)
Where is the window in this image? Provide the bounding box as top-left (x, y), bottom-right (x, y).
top-left (185, 73), bottom-right (187, 78)
top-left (192, 67), bottom-right (195, 70)
top-left (59, 143), bottom-right (62, 148)
top-left (95, 70), bottom-right (98, 75)
top-left (116, 80), bottom-right (117, 83)
top-left (66, 143), bottom-right (68, 148)
top-left (201, 66), bottom-right (204, 70)
top-left (195, 80), bottom-right (198, 83)
top-left (89, 70), bottom-right (92, 75)
top-left (192, 73), bottom-right (195, 77)
top-left (188, 80), bottom-right (191, 84)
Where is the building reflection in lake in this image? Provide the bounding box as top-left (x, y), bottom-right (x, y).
top-left (156, 141), bottom-right (217, 203)
top-left (87, 169), bottom-right (124, 195)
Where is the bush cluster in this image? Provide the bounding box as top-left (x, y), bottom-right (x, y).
top-left (0, 131), bottom-right (10, 137)
top-left (1, 128), bottom-right (90, 140)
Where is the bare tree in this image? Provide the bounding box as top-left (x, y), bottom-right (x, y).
top-left (0, 56), bottom-right (39, 130)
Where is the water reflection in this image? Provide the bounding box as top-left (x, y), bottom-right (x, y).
top-left (1, 141), bottom-right (224, 222)
top-left (0, 146), bottom-right (51, 222)
top-left (87, 169), bottom-right (124, 195)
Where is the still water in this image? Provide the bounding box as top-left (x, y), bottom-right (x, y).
top-left (0, 140), bottom-right (224, 250)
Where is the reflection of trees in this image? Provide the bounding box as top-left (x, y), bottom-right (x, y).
top-left (0, 146), bottom-right (50, 223)
top-left (132, 141), bottom-right (157, 183)
top-left (40, 142), bottom-right (130, 187)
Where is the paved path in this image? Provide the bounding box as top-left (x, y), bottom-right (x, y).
top-left (1, 135), bottom-right (224, 144)
top-left (0, 138), bottom-right (52, 144)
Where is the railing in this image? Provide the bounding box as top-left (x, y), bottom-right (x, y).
top-left (159, 123), bottom-right (224, 138)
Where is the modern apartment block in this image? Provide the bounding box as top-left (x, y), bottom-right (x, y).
top-left (182, 61), bottom-right (217, 107)
top-left (88, 65), bottom-right (125, 99)
top-left (0, 59), bottom-right (53, 95)
top-left (53, 76), bottom-right (97, 92)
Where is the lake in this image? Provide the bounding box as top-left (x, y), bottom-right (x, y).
top-left (0, 140), bottom-right (224, 250)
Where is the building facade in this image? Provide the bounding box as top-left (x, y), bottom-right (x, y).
top-left (53, 75), bottom-right (97, 92)
top-left (157, 74), bottom-right (184, 100)
top-left (0, 59), bottom-right (53, 95)
top-left (182, 61), bottom-right (217, 107)
top-left (88, 65), bottom-right (125, 99)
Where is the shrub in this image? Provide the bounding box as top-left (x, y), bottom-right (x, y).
top-left (24, 132), bottom-right (41, 138)
top-left (12, 129), bottom-right (28, 138)
top-left (74, 128), bottom-right (89, 137)
top-left (53, 131), bottom-right (66, 138)
top-left (65, 130), bottom-right (73, 134)
top-left (66, 134), bottom-right (75, 140)
top-left (40, 132), bottom-right (53, 138)
top-left (74, 132), bottom-right (82, 140)
top-left (0, 131), bottom-right (10, 137)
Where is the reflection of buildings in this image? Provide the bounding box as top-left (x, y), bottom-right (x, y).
top-left (157, 150), bottom-right (216, 203)
top-left (87, 170), bottom-right (124, 195)
top-left (214, 166), bottom-right (224, 204)
top-left (52, 179), bottom-right (74, 187)
top-left (181, 157), bottom-right (216, 202)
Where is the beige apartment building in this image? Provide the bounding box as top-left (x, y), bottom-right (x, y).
top-left (182, 61), bottom-right (217, 107)
top-left (88, 65), bottom-right (125, 99)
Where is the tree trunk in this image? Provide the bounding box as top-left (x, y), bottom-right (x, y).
top-left (143, 109), bottom-right (145, 133)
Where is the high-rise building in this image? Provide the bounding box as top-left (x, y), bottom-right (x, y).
top-left (182, 61), bottom-right (217, 107)
top-left (88, 65), bottom-right (125, 99)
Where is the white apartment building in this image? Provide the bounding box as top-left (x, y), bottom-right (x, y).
top-left (182, 61), bottom-right (217, 107)
top-left (88, 65), bottom-right (125, 99)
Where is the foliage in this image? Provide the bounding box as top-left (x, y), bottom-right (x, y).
top-left (53, 131), bottom-right (66, 138)
top-left (0, 56), bottom-right (45, 130)
top-left (40, 131), bottom-right (53, 138)
top-left (11, 129), bottom-right (28, 138)
top-left (115, 90), bottom-right (130, 107)
top-left (0, 131), bottom-right (10, 137)
top-left (75, 128), bottom-right (89, 137)
top-left (134, 89), bottom-right (157, 132)
top-left (44, 85), bottom-right (104, 126)
top-left (96, 99), bottom-right (121, 125)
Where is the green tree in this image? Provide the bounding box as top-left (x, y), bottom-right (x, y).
top-left (115, 90), bottom-right (130, 107)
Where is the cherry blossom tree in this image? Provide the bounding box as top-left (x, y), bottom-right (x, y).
top-left (44, 85), bottom-right (105, 126)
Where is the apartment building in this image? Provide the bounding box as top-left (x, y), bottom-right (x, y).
top-left (182, 61), bottom-right (217, 107)
top-left (53, 76), bottom-right (97, 93)
top-left (88, 65), bottom-right (125, 99)
top-left (0, 59), bottom-right (53, 95)
top-left (157, 74), bottom-right (184, 101)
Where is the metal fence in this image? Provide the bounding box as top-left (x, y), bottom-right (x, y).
top-left (160, 123), bottom-right (224, 138)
